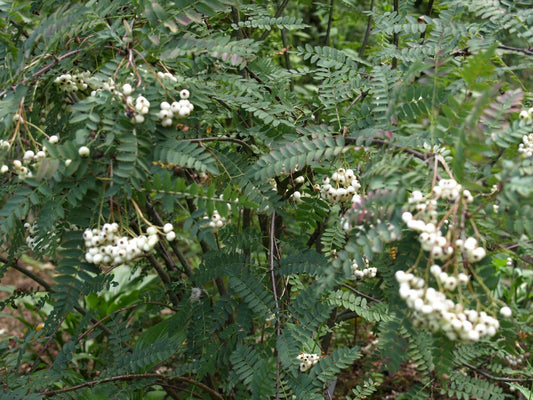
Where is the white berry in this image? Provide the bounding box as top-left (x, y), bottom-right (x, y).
top-left (78, 146), bottom-right (90, 157)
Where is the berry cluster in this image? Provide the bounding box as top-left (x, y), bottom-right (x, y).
top-left (157, 71), bottom-right (178, 82)
top-left (519, 107), bottom-right (533, 123)
top-left (157, 89), bottom-right (194, 127)
top-left (395, 270), bottom-right (500, 341)
top-left (351, 256), bottom-right (377, 280)
top-left (505, 353), bottom-right (526, 368)
top-left (401, 179), bottom-right (477, 263)
top-left (130, 94), bottom-right (151, 124)
top-left (23, 222), bottom-right (48, 251)
top-left (519, 132), bottom-right (533, 157)
top-left (190, 287), bottom-right (202, 302)
top-left (83, 223), bottom-right (174, 267)
top-left (395, 177), bottom-right (514, 341)
top-left (320, 168), bottom-right (361, 205)
top-left (4, 144), bottom-right (48, 180)
top-left (203, 210), bottom-right (227, 233)
top-left (296, 353), bottom-right (320, 372)
top-left (518, 107), bottom-right (533, 157)
top-left (54, 71), bottom-right (92, 93)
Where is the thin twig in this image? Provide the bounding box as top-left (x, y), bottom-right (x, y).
top-left (269, 211), bottom-right (281, 399)
top-left (461, 361), bottom-right (533, 383)
top-left (345, 90), bottom-right (369, 112)
top-left (325, 0), bottom-right (335, 46)
top-left (42, 373), bottom-right (224, 399)
top-left (343, 137), bottom-right (428, 161)
top-left (341, 283), bottom-right (382, 303)
top-left (260, 0), bottom-right (291, 42)
top-left (144, 199), bottom-right (193, 277)
top-left (184, 137), bottom-right (256, 156)
top-left (392, 0), bottom-right (399, 69)
top-left (497, 45), bottom-right (533, 56)
top-left (419, 0), bottom-right (434, 40)
top-left (359, 0), bottom-right (374, 58)
top-left (77, 302), bottom-right (177, 343)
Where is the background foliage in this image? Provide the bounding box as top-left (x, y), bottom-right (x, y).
top-left (0, 0), bottom-right (532, 398)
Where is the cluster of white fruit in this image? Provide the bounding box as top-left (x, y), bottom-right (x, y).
top-left (518, 132), bottom-right (533, 158)
top-left (519, 107), bottom-right (533, 123)
top-left (203, 210), bottom-right (228, 233)
top-left (401, 180), bottom-right (479, 263)
top-left (505, 353), bottom-right (526, 368)
top-left (190, 287), bottom-right (202, 302)
top-left (3, 144), bottom-right (48, 179)
top-left (351, 256), bottom-right (377, 280)
top-left (290, 175), bottom-right (307, 203)
top-left (24, 222), bottom-right (42, 251)
top-left (397, 177), bottom-right (516, 341)
top-left (157, 71), bottom-right (178, 82)
top-left (157, 89), bottom-right (194, 127)
top-left (518, 107), bottom-right (533, 157)
top-left (395, 270), bottom-right (501, 341)
top-left (130, 94), bottom-right (151, 124)
top-left (296, 353), bottom-right (320, 372)
top-left (54, 71), bottom-right (92, 93)
top-left (320, 167), bottom-right (361, 205)
top-left (83, 222), bottom-right (176, 267)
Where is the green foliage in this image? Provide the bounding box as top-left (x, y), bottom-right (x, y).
top-left (0, 0), bottom-right (532, 398)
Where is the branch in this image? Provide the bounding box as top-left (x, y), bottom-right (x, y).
top-left (184, 137), bottom-right (256, 156)
top-left (259, 0), bottom-right (291, 42)
top-left (324, 0), bottom-right (335, 46)
top-left (269, 211), bottom-right (281, 399)
top-left (392, 0), bottom-right (399, 69)
top-left (0, 256), bottom-right (112, 335)
top-left (461, 361), bottom-right (533, 383)
top-left (341, 283), bottom-right (382, 303)
top-left (0, 49), bottom-right (84, 98)
top-left (146, 253), bottom-right (180, 306)
top-left (359, 0), bottom-right (374, 58)
top-left (343, 136), bottom-right (429, 161)
top-left (497, 45), bottom-right (533, 56)
top-left (1, 256), bottom-right (52, 292)
top-left (42, 373), bottom-right (224, 399)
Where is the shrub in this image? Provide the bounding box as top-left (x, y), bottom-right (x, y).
top-left (0, 0), bottom-right (532, 398)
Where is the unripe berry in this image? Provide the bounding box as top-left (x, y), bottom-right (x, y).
top-left (180, 89), bottom-right (190, 99)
